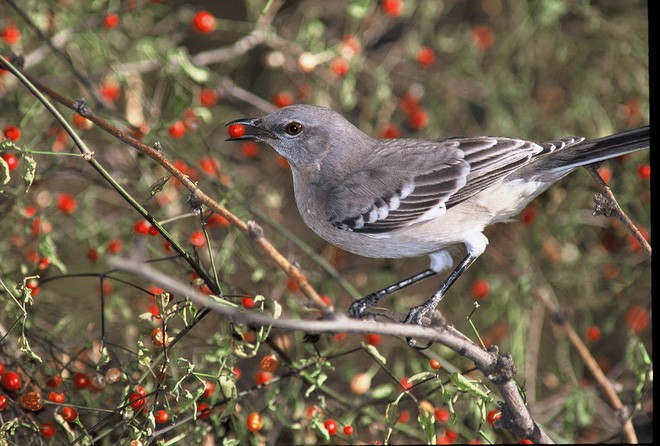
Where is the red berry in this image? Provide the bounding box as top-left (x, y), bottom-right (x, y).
top-left (429, 359), bottom-right (442, 370)
top-left (22, 206), bottom-right (36, 218)
top-left (72, 113), bottom-right (93, 130)
top-left (272, 92), bottom-right (294, 108)
top-left (323, 418), bottom-right (338, 435)
top-left (472, 25), bottom-right (494, 51)
top-left (400, 93), bottom-right (421, 115)
top-left (255, 371), bottom-right (272, 385)
top-left (155, 409), bottom-right (169, 424)
top-left (72, 372), bottom-right (89, 389)
top-left (100, 80), bottom-right (120, 102)
top-left (3, 125), bottom-right (21, 142)
top-left (379, 123), bottom-right (401, 139)
top-left (1, 370), bottom-right (21, 391)
top-left (285, 278), bottom-right (300, 292)
top-left (61, 406), bottom-right (78, 422)
top-left (408, 108), bottom-right (428, 130)
top-left (227, 123), bottom-right (245, 139)
top-left (435, 407), bottom-right (450, 423)
top-left (129, 391), bottom-right (147, 410)
top-left (0, 394), bottom-right (7, 410)
top-left (382, 0), bottom-right (403, 17)
top-left (87, 248), bottom-right (99, 262)
top-left (192, 11), bottom-right (216, 33)
top-left (169, 121), bottom-right (186, 138)
top-left (1, 153), bottom-right (18, 171)
top-left (486, 409), bottom-right (501, 425)
top-left (19, 392), bottom-right (44, 412)
top-left (470, 279), bottom-right (490, 300)
top-left (585, 326), bottom-right (601, 342)
top-left (445, 429), bottom-right (458, 442)
top-left (246, 411), bottom-right (263, 432)
top-left (40, 422), bottom-right (56, 438)
top-left (340, 34), bottom-right (361, 58)
top-left (259, 354), bottom-right (279, 373)
top-left (134, 220), bottom-right (150, 234)
top-left (0, 364), bottom-right (4, 375)
top-left (107, 238), bottom-right (123, 254)
top-left (305, 404), bottom-right (322, 419)
top-left (37, 257), bottom-right (51, 270)
top-left (330, 57), bottom-right (350, 77)
top-left (521, 207), bottom-right (537, 226)
top-left (399, 376), bottom-right (412, 390)
top-left (199, 88), bottom-right (218, 107)
top-left (343, 425), bottom-right (353, 435)
top-left (242, 296), bottom-right (255, 309)
top-left (2, 25), bottom-right (21, 45)
top-left (198, 156), bottom-right (218, 175)
top-left (197, 402), bottom-right (211, 419)
top-left (626, 305), bottom-right (649, 334)
top-left (207, 213), bottom-right (230, 228)
top-left (190, 230), bottom-right (206, 247)
top-left (624, 97), bottom-right (641, 123)
top-left (104, 13), bottom-right (120, 29)
top-left (201, 380), bottom-right (215, 399)
top-left (57, 193), bottom-right (77, 213)
top-left (147, 225), bottom-right (160, 236)
top-left (597, 165), bottom-right (612, 183)
top-left (637, 163), bottom-right (650, 179)
top-left (416, 47), bottom-right (436, 68)
top-left (232, 367), bottom-right (241, 380)
top-left (241, 142), bottom-right (259, 158)
top-left (48, 391), bottom-right (65, 403)
top-left (364, 333), bottom-right (381, 346)
top-left (275, 155), bottom-right (289, 169)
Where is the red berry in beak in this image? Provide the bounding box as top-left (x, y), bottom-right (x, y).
top-left (228, 124), bottom-right (245, 138)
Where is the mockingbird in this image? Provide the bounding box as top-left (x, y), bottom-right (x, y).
top-left (227, 104), bottom-right (649, 347)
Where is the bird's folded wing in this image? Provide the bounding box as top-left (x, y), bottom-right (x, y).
top-left (325, 137), bottom-right (546, 233)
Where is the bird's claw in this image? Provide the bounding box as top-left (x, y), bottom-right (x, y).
top-left (403, 305), bottom-right (428, 326)
top-left (348, 299), bottom-right (369, 319)
top-left (404, 305), bottom-right (434, 350)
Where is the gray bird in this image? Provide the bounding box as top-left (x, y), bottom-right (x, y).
top-left (227, 105), bottom-right (649, 347)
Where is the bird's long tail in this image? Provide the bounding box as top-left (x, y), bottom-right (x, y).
top-left (539, 125), bottom-right (650, 174)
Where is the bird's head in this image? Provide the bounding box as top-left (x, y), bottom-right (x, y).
top-left (226, 104), bottom-right (373, 171)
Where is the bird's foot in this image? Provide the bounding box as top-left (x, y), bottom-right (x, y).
top-left (348, 295), bottom-right (377, 319)
top-left (403, 304), bottom-right (434, 350)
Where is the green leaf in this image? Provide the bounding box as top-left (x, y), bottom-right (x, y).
top-left (23, 152), bottom-right (36, 192)
top-left (418, 409), bottom-right (436, 443)
top-left (170, 48), bottom-right (210, 83)
top-left (450, 372), bottom-right (492, 401)
top-left (0, 155), bottom-right (10, 188)
top-left (385, 401), bottom-right (400, 428)
top-left (18, 333), bottom-right (42, 362)
top-left (347, 0), bottom-right (371, 19)
top-left (137, 339), bottom-right (152, 368)
top-left (218, 374), bottom-right (238, 401)
top-left (362, 343), bottom-right (387, 364)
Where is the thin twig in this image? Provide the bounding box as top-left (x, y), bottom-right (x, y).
top-left (585, 164), bottom-right (651, 257)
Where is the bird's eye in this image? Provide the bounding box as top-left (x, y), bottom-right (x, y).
top-left (285, 122), bottom-right (303, 136)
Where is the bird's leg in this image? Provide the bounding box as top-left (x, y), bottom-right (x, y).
top-left (404, 253), bottom-right (478, 349)
top-left (348, 269), bottom-right (438, 319)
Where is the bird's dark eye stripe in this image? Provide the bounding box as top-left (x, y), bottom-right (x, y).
top-left (285, 122), bottom-right (303, 136)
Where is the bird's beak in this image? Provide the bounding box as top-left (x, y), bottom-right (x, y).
top-left (225, 117), bottom-right (277, 142)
